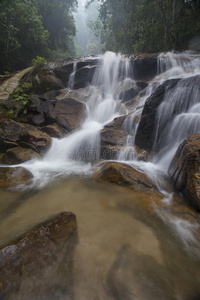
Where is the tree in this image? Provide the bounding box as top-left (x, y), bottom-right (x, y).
top-left (88, 0), bottom-right (200, 53)
top-left (35, 0), bottom-right (78, 59)
top-left (0, 0), bottom-right (49, 73)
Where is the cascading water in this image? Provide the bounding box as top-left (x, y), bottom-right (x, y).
top-left (68, 62), bottom-right (77, 89)
top-left (2, 51), bottom-right (200, 300)
top-left (21, 52), bottom-right (130, 188)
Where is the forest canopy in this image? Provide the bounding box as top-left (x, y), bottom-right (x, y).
top-left (0, 0), bottom-right (200, 74)
top-left (88, 0), bottom-right (200, 53)
top-left (0, 0), bottom-right (77, 73)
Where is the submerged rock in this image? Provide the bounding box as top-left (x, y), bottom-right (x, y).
top-left (0, 167), bottom-right (33, 189)
top-left (0, 212), bottom-right (77, 299)
top-left (93, 161), bottom-right (156, 191)
top-left (169, 133), bottom-right (200, 211)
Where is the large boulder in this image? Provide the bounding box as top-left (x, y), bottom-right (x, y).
top-left (0, 119), bottom-right (34, 144)
top-left (17, 128), bottom-right (51, 155)
top-left (0, 167), bottom-right (33, 189)
top-left (73, 65), bottom-right (97, 89)
top-left (93, 161), bottom-right (156, 191)
top-left (2, 147), bottom-right (40, 165)
top-left (100, 116), bottom-right (127, 159)
top-left (169, 133), bottom-right (200, 211)
top-left (0, 212), bottom-right (77, 299)
top-left (135, 79), bottom-right (180, 153)
top-left (29, 94), bottom-right (86, 132)
top-left (131, 55), bottom-right (158, 81)
top-left (27, 58), bottom-right (99, 94)
top-left (47, 98), bottom-right (86, 132)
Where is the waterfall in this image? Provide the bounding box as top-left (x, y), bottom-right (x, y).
top-left (22, 52), bottom-right (131, 188)
top-left (16, 51), bottom-right (200, 189)
top-left (68, 62), bottom-right (77, 89)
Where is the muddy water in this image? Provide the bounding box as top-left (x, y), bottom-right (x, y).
top-left (1, 177), bottom-right (200, 300)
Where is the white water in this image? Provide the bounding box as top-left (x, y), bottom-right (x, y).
top-left (14, 51), bottom-right (200, 195)
top-left (20, 52), bottom-right (129, 188)
top-left (2, 51), bottom-right (200, 299)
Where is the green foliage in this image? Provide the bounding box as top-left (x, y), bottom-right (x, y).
top-left (0, 0), bottom-right (77, 74)
top-left (90, 0), bottom-right (200, 53)
top-left (31, 56), bottom-right (47, 66)
top-left (11, 82), bottom-right (32, 116)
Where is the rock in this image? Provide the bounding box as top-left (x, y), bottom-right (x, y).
top-left (0, 212), bottom-right (77, 299)
top-left (120, 87), bottom-right (139, 103)
top-left (134, 145), bottom-right (149, 161)
top-left (169, 133), bottom-right (200, 211)
top-left (73, 65), bottom-right (97, 89)
top-left (0, 119), bottom-right (34, 143)
top-left (29, 94), bottom-right (86, 132)
top-left (0, 167), bottom-right (33, 189)
top-left (135, 79), bottom-right (180, 153)
top-left (32, 113), bottom-right (45, 125)
top-left (2, 147), bottom-right (40, 165)
top-left (100, 116), bottom-right (127, 159)
top-left (93, 161), bottom-right (156, 191)
top-left (40, 123), bottom-right (65, 138)
top-left (47, 98), bottom-right (86, 132)
top-left (27, 58), bottom-right (99, 94)
top-left (32, 69), bottom-right (65, 94)
top-left (0, 67), bottom-right (33, 103)
top-left (17, 128), bottom-right (51, 154)
top-left (131, 56), bottom-right (158, 81)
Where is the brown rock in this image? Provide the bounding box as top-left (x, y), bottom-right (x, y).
top-left (32, 69), bottom-right (65, 94)
top-left (100, 116), bottom-right (127, 159)
top-left (2, 147), bottom-right (40, 165)
top-left (93, 161), bottom-right (156, 191)
top-left (0, 119), bottom-right (34, 144)
top-left (17, 128), bottom-right (51, 154)
top-left (169, 133), bottom-right (200, 211)
top-left (40, 123), bottom-right (65, 138)
top-left (48, 98), bottom-right (86, 132)
top-left (0, 212), bottom-right (77, 299)
top-left (0, 167), bottom-right (33, 189)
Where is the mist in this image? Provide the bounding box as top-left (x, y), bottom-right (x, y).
top-left (73, 0), bottom-right (102, 56)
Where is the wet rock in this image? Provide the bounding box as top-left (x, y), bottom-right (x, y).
top-left (0, 167), bottom-right (33, 189)
top-left (2, 147), bottom-right (40, 165)
top-left (17, 128), bottom-right (51, 155)
top-left (120, 87), bottom-right (139, 103)
top-left (93, 161), bottom-right (156, 191)
top-left (32, 113), bottom-right (45, 125)
top-left (40, 123), bottom-right (65, 138)
top-left (169, 133), bottom-right (200, 211)
top-left (32, 69), bottom-right (65, 94)
top-left (29, 94), bottom-right (86, 132)
top-left (0, 212), bottom-right (77, 299)
top-left (0, 119), bottom-right (34, 144)
top-left (27, 58), bottom-right (99, 94)
top-left (134, 145), bottom-right (149, 161)
top-left (135, 79), bottom-right (180, 153)
top-left (100, 116), bottom-right (127, 159)
top-left (131, 56), bottom-right (158, 81)
top-left (73, 65), bottom-right (97, 89)
top-left (47, 98), bottom-right (86, 132)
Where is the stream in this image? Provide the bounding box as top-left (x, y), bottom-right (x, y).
top-left (1, 51), bottom-right (200, 299)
